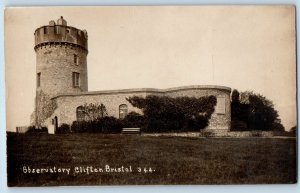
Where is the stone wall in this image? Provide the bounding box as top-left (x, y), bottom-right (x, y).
top-left (34, 17), bottom-right (89, 126)
top-left (199, 130), bottom-right (274, 137)
top-left (34, 24), bottom-right (88, 51)
top-left (164, 86), bottom-right (231, 130)
top-left (35, 17), bottom-right (88, 99)
top-left (47, 86), bottom-right (231, 132)
top-left (36, 45), bottom-right (88, 98)
top-left (143, 131), bottom-right (275, 138)
top-left (227, 131), bottom-right (274, 137)
top-left (49, 91), bottom-right (146, 126)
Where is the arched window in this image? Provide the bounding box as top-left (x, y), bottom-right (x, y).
top-left (119, 104), bottom-right (128, 119)
top-left (76, 106), bottom-right (85, 121)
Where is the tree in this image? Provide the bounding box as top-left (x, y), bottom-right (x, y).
top-left (231, 89), bottom-right (240, 104)
top-left (231, 90), bottom-right (284, 131)
top-left (290, 126), bottom-right (297, 136)
top-left (231, 89), bottom-right (250, 131)
top-left (79, 103), bottom-right (108, 122)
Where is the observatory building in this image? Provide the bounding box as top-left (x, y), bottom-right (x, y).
top-left (34, 17), bottom-right (231, 133)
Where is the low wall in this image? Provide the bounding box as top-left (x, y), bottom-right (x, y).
top-left (142, 131), bottom-right (275, 138)
top-left (199, 130), bottom-right (274, 137)
top-left (227, 131), bottom-right (274, 137)
top-left (142, 132), bottom-right (200, 137)
top-left (16, 126), bottom-right (30, 133)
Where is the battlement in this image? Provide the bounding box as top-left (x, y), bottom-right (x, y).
top-left (34, 16), bottom-right (88, 51)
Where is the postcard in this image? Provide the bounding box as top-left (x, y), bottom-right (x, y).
top-left (5, 6), bottom-right (297, 186)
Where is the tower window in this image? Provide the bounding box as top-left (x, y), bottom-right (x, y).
top-left (43, 27), bottom-right (48, 34)
top-left (119, 104), bottom-right (128, 119)
top-left (37, 73), bottom-right (41, 87)
top-left (74, 54), bottom-right (79, 65)
top-left (72, 72), bottom-right (80, 87)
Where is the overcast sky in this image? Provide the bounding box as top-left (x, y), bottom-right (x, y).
top-left (5, 6), bottom-right (296, 131)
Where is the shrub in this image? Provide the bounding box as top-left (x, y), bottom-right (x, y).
top-left (41, 127), bottom-right (48, 133)
top-left (71, 121), bottom-right (87, 133)
top-left (26, 126), bottom-right (36, 133)
top-left (71, 116), bottom-right (123, 133)
top-left (122, 112), bottom-right (145, 128)
top-left (56, 123), bottom-right (70, 134)
top-left (126, 95), bottom-right (217, 133)
top-left (98, 117), bottom-right (123, 133)
top-left (183, 115), bottom-right (210, 132)
top-left (231, 119), bottom-right (248, 131)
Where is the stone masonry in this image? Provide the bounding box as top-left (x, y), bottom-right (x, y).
top-left (35, 16), bottom-right (88, 98)
top-left (45, 86), bottom-right (231, 132)
top-left (34, 17), bottom-right (232, 133)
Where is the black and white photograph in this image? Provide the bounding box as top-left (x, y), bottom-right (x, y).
top-left (5, 6), bottom-right (297, 186)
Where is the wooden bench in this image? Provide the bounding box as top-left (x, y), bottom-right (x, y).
top-left (122, 128), bottom-right (141, 135)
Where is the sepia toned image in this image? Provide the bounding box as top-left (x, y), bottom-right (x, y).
top-left (5, 6), bottom-right (297, 186)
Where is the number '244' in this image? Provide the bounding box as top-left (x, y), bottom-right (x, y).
top-left (137, 167), bottom-right (155, 173)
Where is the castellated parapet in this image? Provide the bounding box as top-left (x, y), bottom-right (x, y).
top-left (34, 17), bottom-right (88, 126)
top-left (34, 16), bottom-right (88, 52)
top-left (34, 16), bottom-right (88, 98)
top-left (33, 16), bottom-right (232, 134)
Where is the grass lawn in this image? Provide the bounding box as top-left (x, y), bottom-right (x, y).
top-left (7, 132), bottom-right (296, 186)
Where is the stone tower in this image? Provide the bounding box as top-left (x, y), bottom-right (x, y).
top-left (34, 16), bottom-right (88, 126)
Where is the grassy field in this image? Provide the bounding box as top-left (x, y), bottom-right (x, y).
top-left (7, 132), bottom-right (296, 186)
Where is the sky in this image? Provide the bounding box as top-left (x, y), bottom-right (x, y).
top-left (5, 6), bottom-right (296, 131)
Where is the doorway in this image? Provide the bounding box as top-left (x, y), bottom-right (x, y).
top-left (54, 116), bottom-right (58, 133)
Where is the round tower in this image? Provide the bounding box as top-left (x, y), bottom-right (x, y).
top-left (34, 16), bottom-right (88, 98)
top-left (34, 16), bottom-right (88, 126)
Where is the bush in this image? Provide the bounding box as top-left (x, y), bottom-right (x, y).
top-left (183, 115), bottom-right (210, 132)
top-left (56, 123), bottom-right (70, 134)
top-left (122, 112), bottom-right (145, 128)
top-left (41, 127), bottom-right (48, 133)
top-left (71, 116), bottom-right (123, 133)
top-left (98, 117), bottom-right (123, 133)
top-left (71, 121), bottom-right (96, 133)
top-left (26, 126), bottom-right (36, 133)
top-left (126, 95), bottom-right (217, 133)
top-left (231, 119), bottom-right (248, 131)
